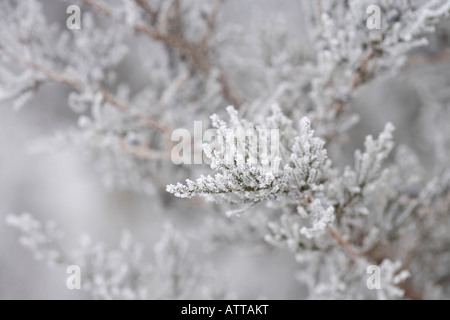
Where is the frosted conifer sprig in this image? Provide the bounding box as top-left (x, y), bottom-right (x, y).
top-left (5, 213), bottom-right (65, 267)
top-left (167, 106), bottom-right (287, 211)
top-left (331, 123), bottom-right (396, 218)
top-left (287, 117), bottom-right (330, 192)
top-left (166, 107), bottom-right (330, 203)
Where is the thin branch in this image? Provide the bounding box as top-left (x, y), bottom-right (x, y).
top-left (316, 0), bottom-right (324, 28)
top-left (324, 48), bottom-right (378, 144)
top-left (201, 0), bottom-right (225, 47)
top-left (0, 45), bottom-right (171, 135)
top-left (335, 48), bottom-right (377, 115)
top-left (119, 138), bottom-right (170, 161)
top-left (351, 48), bottom-right (377, 91)
top-left (132, 0), bottom-right (159, 25)
top-left (327, 226), bottom-right (361, 260)
top-left (81, 0), bottom-right (244, 108)
top-left (0, 45), bottom-right (83, 89)
top-left (217, 70), bottom-right (245, 108)
top-left (99, 86), bottom-right (171, 133)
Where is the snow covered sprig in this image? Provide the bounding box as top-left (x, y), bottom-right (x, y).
top-left (7, 213), bottom-right (228, 300)
top-left (6, 213), bottom-right (65, 267)
top-left (287, 118), bottom-right (329, 192)
top-left (167, 107), bottom-right (287, 214)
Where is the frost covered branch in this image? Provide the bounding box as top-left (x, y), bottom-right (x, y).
top-left (80, 0), bottom-right (244, 108)
top-left (7, 213), bottom-right (228, 300)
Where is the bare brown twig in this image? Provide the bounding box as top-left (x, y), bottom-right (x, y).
top-left (81, 0), bottom-right (244, 108)
top-left (201, 0), bottom-right (225, 47)
top-left (133, 0), bottom-right (159, 25)
top-left (0, 45), bottom-right (171, 135)
top-left (327, 226), bottom-right (361, 260)
top-left (335, 48), bottom-right (377, 116)
top-left (119, 138), bottom-right (170, 161)
top-left (316, 0), bottom-right (323, 26)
